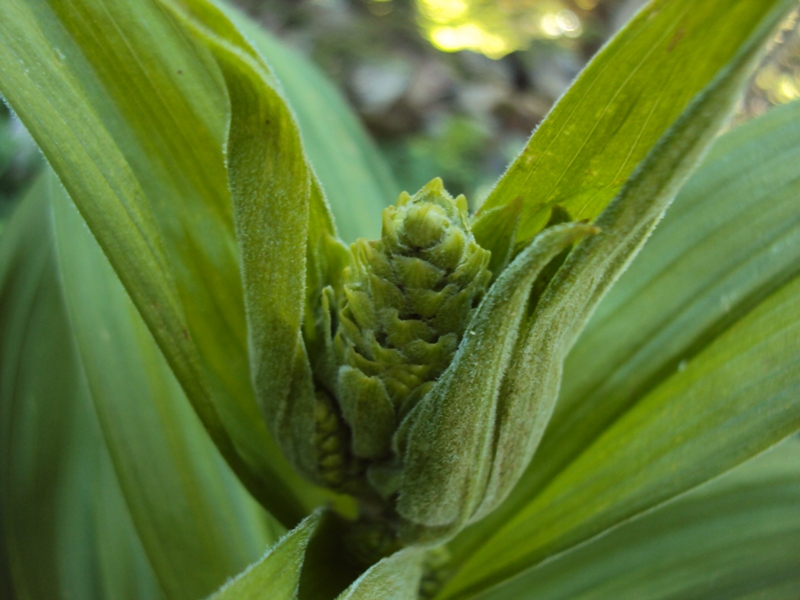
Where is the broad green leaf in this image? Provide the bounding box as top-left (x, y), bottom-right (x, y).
top-left (442, 204), bottom-right (800, 600)
top-left (336, 548), bottom-right (425, 600)
top-left (0, 0), bottom-right (317, 524)
top-left (0, 507), bottom-right (13, 600)
top-left (476, 436), bottom-right (800, 600)
top-left (0, 176), bottom-right (163, 600)
top-left (438, 5), bottom-right (793, 595)
top-left (523, 96), bottom-right (800, 523)
top-left (448, 97), bottom-right (800, 582)
top-left (49, 171), bottom-right (280, 600)
top-left (223, 8), bottom-right (397, 243)
top-left (479, 0), bottom-right (792, 244)
top-left (211, 512), bottom-right (321, 600)
top-left (1, 0), bottom-right (391, 523)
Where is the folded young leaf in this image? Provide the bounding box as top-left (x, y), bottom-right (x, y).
top-left (478, 436), bottom-right (800, 600)
top-left (336, 548), bottom-right (425, 600)
top-left (222, 5), bottom-right (397, 243)
top-left (438, 1), bottom-right (793, 595)
top-left (164, 0), bottom-right (317, 472)
top-left (0, 176), bottom-right (163, 600)
top-left (0, 0), bottom-right (316, 525)
top-left (396, 221), bottom-right (597, 538)
top-left (479, 0), bottom-right (791, 244)
top-left (477, 246), bottom-right (800, 596)
top-left (447, 99), bottom-right (800, 585)
top-left (519, 95), bottom-right (800, 531)
top-left (211, 511), bottom-right (322, 600)
top-left (161, 0), bottom-right (355, 491)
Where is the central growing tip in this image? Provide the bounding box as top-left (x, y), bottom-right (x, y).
top-left (334, 178), bottom-right (491, 431)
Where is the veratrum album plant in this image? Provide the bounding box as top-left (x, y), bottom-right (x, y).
top-left (1, 0), bottom-right (800, 598)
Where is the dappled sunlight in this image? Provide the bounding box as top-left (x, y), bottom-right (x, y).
top-left (417, 0), bottom-right (583, 58)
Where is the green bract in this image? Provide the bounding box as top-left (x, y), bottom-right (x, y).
top-left (1, 0), bottom-right (800, 598)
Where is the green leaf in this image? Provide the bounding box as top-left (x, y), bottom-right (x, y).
top-left (438, 4), bottom-right (794, 595)
top-left (461, 273), bottom-right (800, 594)
top-left (519, 96), bottom-right (800, 527)
top-left (470, 197), bottom-right (523, 282)
top-left (478, 436), bottom-right (800, 600)
top-left (165, 0), bottom-right (318, 474)
top-left (210, 512), bottom-right (321, 600)
top-left (48, 171), bottom-right (281, 600)
top-left (479, 0), bottom-right (793, 244)
top-left (0, 0), bottom-right (320, 524)
top-left (159, 0), bottom-right (352, 491)
top-left (295, 512), bottom-right (364, 600)
top-left (396, 221), bottom-right (597, 537)
top-left (0, 175), bottom-right (163, 600)
top-left (449, 96), bottom-right (800, 587)
top-left (223, 8), bottom-right (397, 243)
top-left (336, 548), bottom-right (425, 600)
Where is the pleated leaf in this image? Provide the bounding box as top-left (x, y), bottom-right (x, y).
top-left (0, 176), bottom-right (163, 600)
top-left (160, 0), bottom-right (354, 489)
top-left (0, 0), bottom-right (392, 524)
top-left (222, 6), bottom-right (396, 242)
top-left (49, 172), bottom-right (279, 600)
top-left (166, 0), bottom-right (318, 475)
top-left (455, 273), bottom-right (800, 596)
top-left (477, 436), bottom-right (800, 600)
top-left (518, 95), bottom-right (800, 528)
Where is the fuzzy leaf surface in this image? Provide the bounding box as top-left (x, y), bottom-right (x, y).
top-left (521, 96), bottom-right (800, 525)
top-left (225, 9), bottom-right (397, 242)
top-left (336, 548), bottom-right (425, 600)
top-left (479, 0), bottom-right (791, 244)
top-left (397, 222), bottom-right (597, 533)
top-left (163, 0), bottom-right (359, 492)
top-left (163, 0), bottom-right (321, 478)
top-left (211, 512), bottom-right (321, 600)
top-left (0, 0), bottom-right (318, 523)
top-left (0, 0), bottom-right (392, 523)
top-left (438, 3), bottom-right (793, 595)
top-left (447, 97), bottom-right (800, 585)
top-left (457, 273), bottom-right (800, 596)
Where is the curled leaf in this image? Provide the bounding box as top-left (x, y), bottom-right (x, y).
top-left (395, 221), bottom-right (598, 539)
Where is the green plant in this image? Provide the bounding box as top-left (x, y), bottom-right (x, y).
top-left (1, 0), bottom-right (800, 598)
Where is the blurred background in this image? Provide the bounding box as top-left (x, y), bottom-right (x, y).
top-left (2, 0), bottom-right (800, 219)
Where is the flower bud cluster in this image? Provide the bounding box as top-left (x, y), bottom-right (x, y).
top-left (331, 179), bottom-right (491, 461)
